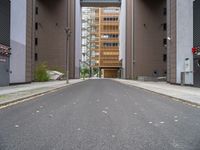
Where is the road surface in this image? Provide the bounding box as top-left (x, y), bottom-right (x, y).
top-left (0, 79), bottom-right (200, 150)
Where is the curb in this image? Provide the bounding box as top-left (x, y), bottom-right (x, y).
top-left (113, 79), bottom-right (200, 108)
top-left (0, 80), bottom-right (86, 109)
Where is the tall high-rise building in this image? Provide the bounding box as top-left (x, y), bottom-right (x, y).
top-left (82, 7), bottom-right (121, 78)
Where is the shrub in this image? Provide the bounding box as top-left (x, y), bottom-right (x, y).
top-left (35, 63), bottom-right (50, 82)
top-left (80, 67), bottom-right (90, 80)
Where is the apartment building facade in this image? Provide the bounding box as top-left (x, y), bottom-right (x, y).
top-left (100, 8), bottom-right (121, 78)
top-left (81, 7), bottom-right (121, 78)
top-left (88, 8), bottom-right (121, 78)
top-left (0, 0), bottom-right (10, 86)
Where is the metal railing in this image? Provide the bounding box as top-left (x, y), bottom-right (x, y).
top-left (81, 0), bottom-right (121, 3)
top-left (80, 0), bottom-right (121, 7)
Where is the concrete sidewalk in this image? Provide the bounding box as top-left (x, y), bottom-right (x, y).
top-left (113, 79), bottom-right (200, 106)
top-left (0, 79), bottom-right (85, 106)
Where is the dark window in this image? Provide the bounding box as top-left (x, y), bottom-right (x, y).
top-left (35, 22), bottom-right (38, 30)
top-left (163, 23), bottom-right (167, 31)
top-left (35, 53), bottom-right (38, 61)
top-left (163, 38), bottom-right (167, 45)
top-left (163, 54), bottom-right (167, 62)
top-left (163, 8), bottom-right (167, 16)
top-left (35, 38), bottom-right (38, 46)
top-left (153, 71), bottom-right (158, 75)
top-left (36, 7), bottom-right (39, 15)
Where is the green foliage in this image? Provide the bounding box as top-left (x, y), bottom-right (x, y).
top-left (0, 95), bottom-right (6, 99)
top-left (80, 67), bottom-right (90, 79)
top-left (93, 68), bottom-right (99, 76)
top-left (35, 63), bottom-right (50, 82)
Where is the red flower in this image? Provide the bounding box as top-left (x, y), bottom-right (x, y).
top-left (192, 47), bottom-right (197, 54)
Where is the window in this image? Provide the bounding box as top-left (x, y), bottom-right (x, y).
top-left (35, 22), bottom-right (38, 30)
top-left (163, 38), bottom-right (167, 45)
top-left (36, 7), bottom-right (39, 15)
top-left (163, 54), bottom-right (167, 62)
top-left (35, 53), bottom-right (38, 61)
top-left (163, 23), bottom-right (167, 31)
top-left (35, 38), bottom-right (38, 46)
top-left (163, 8), bottom-right (167, 16)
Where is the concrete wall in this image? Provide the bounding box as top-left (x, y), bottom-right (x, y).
top-left (68, 0), bottom-right (76, 79)
top-left (75, 0), bottom-right (82, 78)
top-left (167, 0), bottom-right (177, 83)
top-left (176, 0), bottom-right (194, 85)
top-left (34, 0), bottom-right (67, 73)
top-left (10, 0), bottom-right (27, 83)
top-left (133, 0), bottom-right (167, 78)
top-left (119, 0), bottom-right (126, 78)
top-left (125, 0), bottom-right (134, 79)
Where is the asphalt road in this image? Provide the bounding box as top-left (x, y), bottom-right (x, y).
top-left (0, 79), bottom-right (200, 150)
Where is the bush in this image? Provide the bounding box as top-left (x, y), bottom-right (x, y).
top-left (80, 67), bottom-right (90, 80)
top-left (35, 63), bottom-right (50, 82)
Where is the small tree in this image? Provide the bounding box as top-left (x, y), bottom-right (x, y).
top-left (35, 63), bottom-right (50, 82)
top-left (80, 67), bottom-right (89, 80)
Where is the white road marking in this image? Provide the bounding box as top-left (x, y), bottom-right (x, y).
top-left (174, 120), bottom-right (178, 122)
top-left (77, 128), bottom-right (81, 131)
top-left (102, 110), bottom-right (108, 114)
top-left (160, 122), bottom-right (165, 124)
top-left (149, 122), bottom-right (153, 124)
top-left (15, 125), bottom-right (19, 128)
top-left (36, 110), bottom-right (40, 113)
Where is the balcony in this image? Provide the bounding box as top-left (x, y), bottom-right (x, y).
top-left (80, 0), bottom-right (121, 7)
